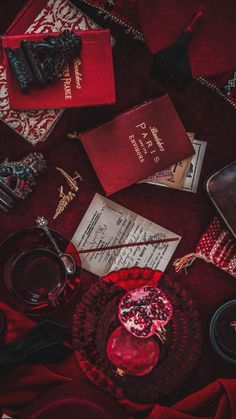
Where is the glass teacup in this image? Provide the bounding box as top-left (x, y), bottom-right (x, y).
top-left (5, 248), bottom-right (67, 305)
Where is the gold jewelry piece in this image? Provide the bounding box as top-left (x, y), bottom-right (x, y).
top-left (53, 167), bottom-right (83, 219)
top-left (55, 166), bottom-right (82, 192)
top-left (53, 186), bottom-right (76, 220)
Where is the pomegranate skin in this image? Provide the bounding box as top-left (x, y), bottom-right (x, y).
top-left (118, 285), bottom-right (172, 338)
top-left (106, 326), bottom-right (160, 376)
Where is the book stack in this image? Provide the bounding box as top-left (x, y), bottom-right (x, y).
top-left (0, 0), bottom-right (114, 144)
top-left (3, 30), bottom-right (115, 111)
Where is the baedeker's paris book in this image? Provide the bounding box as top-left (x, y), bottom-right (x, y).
top-left (79, 95), bottom-right (195, 195)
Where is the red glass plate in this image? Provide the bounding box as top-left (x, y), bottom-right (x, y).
top-left (0, 227), bottom-right (81, 317)
top-left (73, 268), bottom-right (203, 404)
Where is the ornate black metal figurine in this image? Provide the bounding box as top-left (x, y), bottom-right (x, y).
top-left (0, 152), bottom-right (47, 212)
top-left (5, 30), bottom-right (82, 93)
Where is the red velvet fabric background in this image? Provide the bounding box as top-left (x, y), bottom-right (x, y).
top-left (0, 0), bottom-right (236, 417)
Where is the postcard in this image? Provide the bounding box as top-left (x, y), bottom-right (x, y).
top-left (147, 138), bottom-right (207, 193)
top-left (182, 140), bottom-right (207, 192)
top-left (142, 132), bottom-right (194, 189)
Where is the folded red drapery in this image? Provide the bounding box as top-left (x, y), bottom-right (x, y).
top-left (1, 295), bottom-right (236, 419)
top-left (146, 378), bottom-right (236, 419)
top-left (137, 0), bottom-right (236, 78)
top-left (0, 301), bottom-right (84, 416)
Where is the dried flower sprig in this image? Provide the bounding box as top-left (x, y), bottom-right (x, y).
top-left (53, 167), bottom-right (83, 219)
top-left (53, 186), bottom-right (76, 219)
top-left (55, 167), bottom-right (82, 192)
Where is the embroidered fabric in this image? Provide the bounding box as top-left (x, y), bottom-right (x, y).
top-left (75, 0), bottom-right (236, 110)
top-left (174, 217), bottom-right (236, 278)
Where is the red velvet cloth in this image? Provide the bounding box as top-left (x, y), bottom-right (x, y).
top-left (1, 296), bottom-right (236, 418)
top-left (146, 379), bottom-right (236, 419)
top-left (0, 301), bottom-right (85, 417)
top-left (1, 0), bottom-right (236, 418)
top-left (16, 378), bottom-right (236, 419)
top-left (137, 0), bottom-right (236, 77)
top-left (18, 381), bottom-right (128, 419)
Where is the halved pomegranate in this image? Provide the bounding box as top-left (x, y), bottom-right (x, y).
top-left (106, 326), bottom-right (160, 376)
top-left (118, 285), bottom-right (172, 339)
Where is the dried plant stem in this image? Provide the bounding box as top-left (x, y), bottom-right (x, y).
top-left (53, 186), bottom-right (76, 219)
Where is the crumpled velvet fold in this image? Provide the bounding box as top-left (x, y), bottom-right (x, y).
top-left (136, 0), bottom-right (236, 77)
top-left (1, 300), bottom-right (236, 419)
top-left (18, 381), bottom-right (128, 419)
top-left (145, 378), bottom-right (236, 418)
top-left (0, 301), bottom-right (84, 415)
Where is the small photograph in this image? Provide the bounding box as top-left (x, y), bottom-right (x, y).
top-left (183, 140), bottom-right (207, 193)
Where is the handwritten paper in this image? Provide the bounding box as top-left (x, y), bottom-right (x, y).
top-left (72, 193), bottom-right (181, 277)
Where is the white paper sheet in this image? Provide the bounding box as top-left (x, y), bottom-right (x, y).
top-left (72, 193), bottom-right (181, 277)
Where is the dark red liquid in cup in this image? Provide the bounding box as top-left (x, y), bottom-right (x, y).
top-left (1, 228), bottom-right (81, 316)
top-left (10, 248), bottom-right (67, 305)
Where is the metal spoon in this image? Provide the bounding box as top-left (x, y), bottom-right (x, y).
top-left (36, 216), bottom-right (76, 275)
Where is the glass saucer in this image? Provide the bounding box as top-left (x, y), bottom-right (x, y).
top-left (0, 227), bottom-right (81, 317)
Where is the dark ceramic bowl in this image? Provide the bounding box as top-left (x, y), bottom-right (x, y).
top-left (210, 300), bottom-right (236, 364)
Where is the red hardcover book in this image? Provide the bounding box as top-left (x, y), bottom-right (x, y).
top-left (79, 95), bottom-right (195, 195)
top-left (0, 0), bottom-right (107, 144)
top-left (2, 29), bottom-right (115, 110)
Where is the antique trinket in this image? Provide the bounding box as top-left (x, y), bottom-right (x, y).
top-left (53, 167), bottom-right (83, 220)
top-left (0, 152), bottom-right (47, 212)
top-left (5, 30), bottom-right (82, 93)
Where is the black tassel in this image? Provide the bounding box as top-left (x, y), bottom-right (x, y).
top-left (151, 9), bottom-right (205, 91)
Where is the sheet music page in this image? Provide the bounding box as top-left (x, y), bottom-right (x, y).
top-left (72, 193), bottom-right (181, 277)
